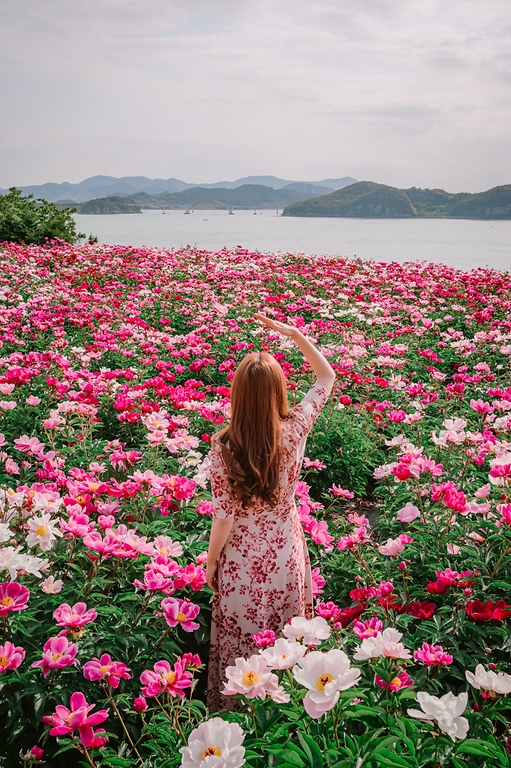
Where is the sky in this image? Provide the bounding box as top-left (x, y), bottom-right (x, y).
top-left (1, 0), bottom-right (510, 192)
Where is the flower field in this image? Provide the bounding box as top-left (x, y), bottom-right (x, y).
top-left (1, 241), bottom-right (511, 768)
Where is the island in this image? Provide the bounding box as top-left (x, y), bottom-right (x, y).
top-left (282, 181), bottom-right (511, 219)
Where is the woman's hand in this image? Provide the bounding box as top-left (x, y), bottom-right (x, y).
top-left (254, 313), bottom-right (299, 338)
top-left (207, 561), bottom-right (219, 593)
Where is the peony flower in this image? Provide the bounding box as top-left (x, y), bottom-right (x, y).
top-left (252, 630), bottom-right (276, 648)
top-left (31, 636), bottom-right (79, 677)
top-left (375, 669), bottom-right (413, 691)
top-left (0, 641), bottom-right (26, 673)
top-left (311, 567), bottom-right (326, 596)
top-left (0, 523), bottom-right (11, 543)
top-left (353, 617), bottom-right (383, 639)
top-left (397, 503), bottom-right (420, 523)
top-left (354, 628), bottom-right (412, 661)
top-left (40, 575), bottom-right (63, 594)
top-left (414, 643), bottom-right (453, 667)
top-left (83, 654), bottom-right (131, 688)
top-left (140, 659), bottom-right (193, 699)
top-left (159, 597), bottom-right (200, 631)
top-left (133, 696), bottom-right (147, 713)
top-left (465, 664), bottom-right (511, 696)
top-left (180, 717), bottom-right (245, 768)
top-left (316, 602), bottom-right (342, 621)
top-left (26, 513), bottom-right (63, 551)
top-left (54, 602), bottom-right (97, 628)
top-left (282, 615), bottom-right (331, 645)
top-left (0, 546), bottom-right (48, 579)
top-left (259, 638), bottom-right (307, 670)
top-left (153, 535), bottom-right (183, 558)
top-left (292, 649), bottom-right (361, 718)
top-left (46, 691), bottom-right (109, 747)
top-left (222, 655), bottom-right (277, 700)
top-left (465, 599), bottom-right (511, 622)
top-left (134, 568), bottom-right (174, 593)
top-left (0, 582), bottom-right (30, 616)
top-left (406, 601), bottom-right (435, 619)
top-left (408, 691), bottom-right (469, 741)
top-left (378, 537), bottom-right (405, 557)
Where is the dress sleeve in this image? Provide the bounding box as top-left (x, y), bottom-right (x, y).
top-left (289, 382), bottom-right (331, 437)
top-left (209, 439), bottom-right (235, 519)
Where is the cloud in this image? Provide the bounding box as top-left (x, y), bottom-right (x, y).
top-left (0, 0), bottom-right (510, 191)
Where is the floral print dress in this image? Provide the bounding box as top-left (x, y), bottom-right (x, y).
top-left (207, 383), bottom-right (330, 711)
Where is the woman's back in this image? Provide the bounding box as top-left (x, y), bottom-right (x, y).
top-left (207, 383), bottom-right (330, 711)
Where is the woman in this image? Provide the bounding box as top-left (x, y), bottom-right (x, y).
top-left (206, 313), bottom-right (335, 711)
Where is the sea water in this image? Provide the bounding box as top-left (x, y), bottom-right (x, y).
top-left (74, 209), bottom-right (511, 272)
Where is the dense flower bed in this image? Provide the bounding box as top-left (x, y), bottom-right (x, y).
top-left (0, 241), bottom-right (511, 768)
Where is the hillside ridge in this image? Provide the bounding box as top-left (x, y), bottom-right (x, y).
top-left (282, 181), bottom-right (511, 219)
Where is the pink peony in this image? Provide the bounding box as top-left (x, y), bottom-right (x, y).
top-left (0, 582), bottom-right (30, 616)
top-left (133, 696), bottom-right (147, 712)
top-left (413, 642), bottom-right (453, 667)
top-left (195, 500), bottom-right (214, 515)
top-left (134, 568), bottom-right (174, 593)
top-left (378, 537), bottom-right (405, 557)
top-left (329, 484), bottom-right (354, 498)
top-left (353, 617), bottom-right (383, 639)
top-left (159, 597), bottom-right (200, 631)
top-left (252, 630), bottom-right (276, 648)
top-left (31, 636), bottom-right (79, 677)
top-left (316, 602), bottom-right (342, 621)
top-left (40, 576), bottom-right (63, 594)
top-left (83, 654), bottom-right (131, 688)
top-left (173, 563), bottom-right (207, 591)
top-left (54, 602), bottom-right (98, 628)
top-left (140, 659), bottom-right (192, 698)
top-left (311, 567), bottom-right (325, 598)
top-left (397, 503), bottom-right (420, 523)
top-left (375, 669), bottom-right (414, 691)
top-left (0, 641), bottom-right (26, 673)
top-left (46, 691), bottom-right (109, 747)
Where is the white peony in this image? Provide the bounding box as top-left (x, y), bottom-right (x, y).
top-left (259, 638), bottom-right (306, 670)
top-left (0, 523), bottom-right (11, 543)
top-left (0, 546), bottom-right (48, 579)
top-left (408, 691), bottom-right (469, 741)
top-left (293, 649), bottom-right (361, 719)
top-left (26, 513), bottom-right (63, 551)
top-left (465, 665), bottom-right (511, 695)
top-left (354, 627), bottom-right (412, 661)
top-left (180, 717), bottom-right (245, 768)
top-left (222, 655), bottom-right (277, 700)
top-left (282, 616), bottom-right (331, 645)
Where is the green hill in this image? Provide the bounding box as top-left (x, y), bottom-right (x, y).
top-left (79, 196), bottom-right (142, 214)
top-left (77, 184), bottom-right (321, 213)
top-left (283, 182), bottom-right (511, 219)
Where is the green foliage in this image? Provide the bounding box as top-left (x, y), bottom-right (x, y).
top-left (0, 187), bottom-right (85, 244)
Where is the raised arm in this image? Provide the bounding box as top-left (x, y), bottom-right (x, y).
top-left (254, 313), bottom-right (336, 390)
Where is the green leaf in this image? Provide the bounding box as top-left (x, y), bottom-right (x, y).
top-left (297, 732), bottom-right (324, 768)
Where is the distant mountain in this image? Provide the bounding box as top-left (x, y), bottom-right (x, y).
top-left (77, 184), bottom-right (329, 213)
top-left (0, 175), bottom-right (357, 203)
top-left (283, 182), bottom-right (511, 219)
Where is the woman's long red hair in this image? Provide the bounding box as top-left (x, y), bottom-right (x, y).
top-left (216, 352), bottom-right (288, 508)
